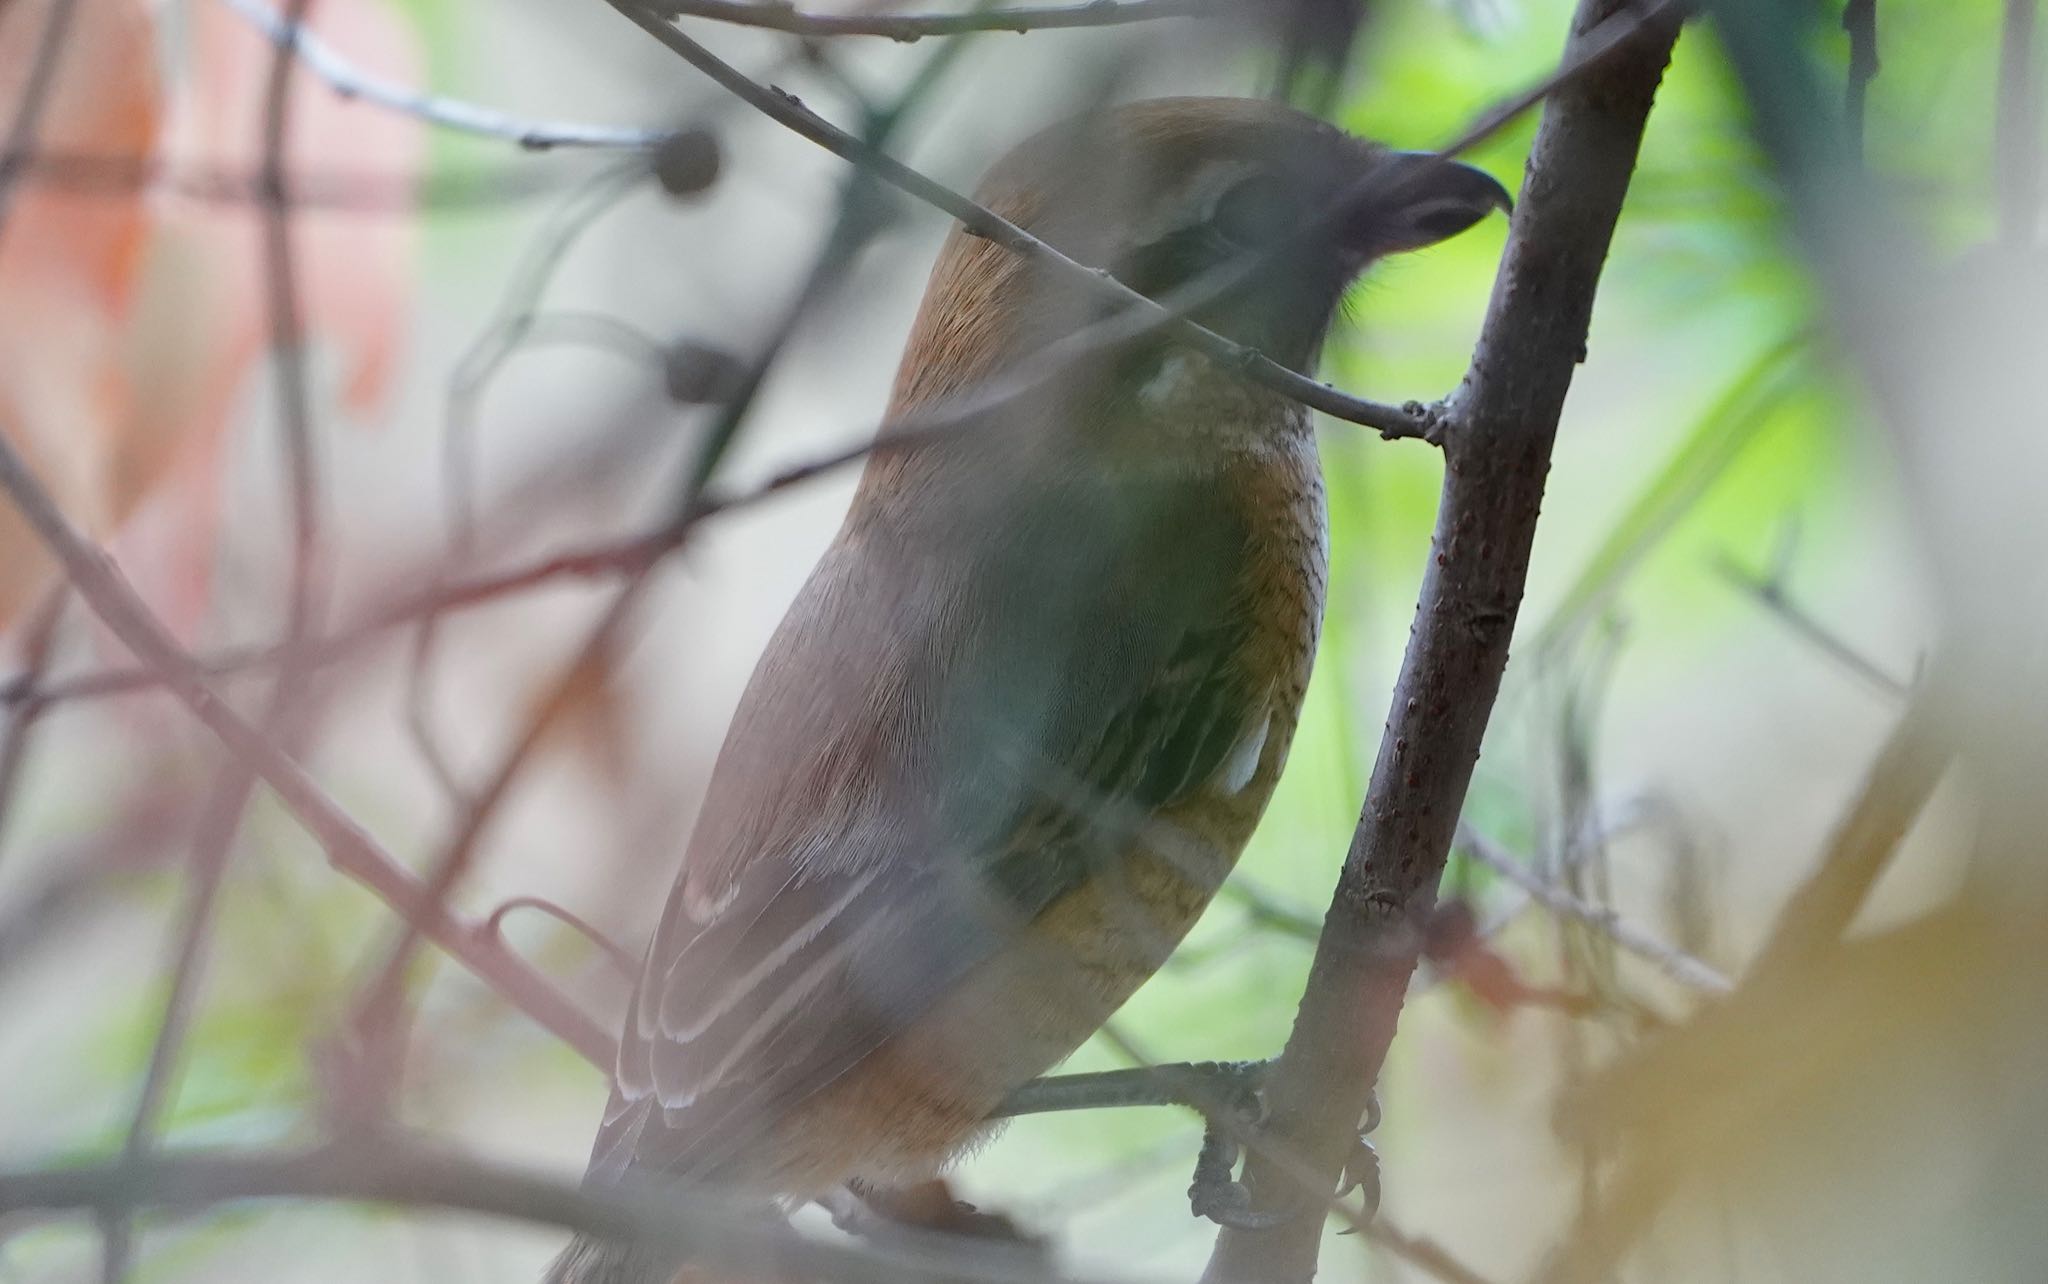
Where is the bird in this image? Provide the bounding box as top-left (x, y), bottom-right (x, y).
top-left (547, 95), bottom-right (1509, 1284)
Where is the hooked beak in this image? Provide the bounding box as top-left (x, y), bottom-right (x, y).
top-left (1344, 151), bottom-right (1514, 256)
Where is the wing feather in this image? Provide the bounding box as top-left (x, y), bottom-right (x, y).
top-left (593, 467), bottom-right (1263, 1181)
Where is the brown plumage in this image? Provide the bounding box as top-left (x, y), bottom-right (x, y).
top-left (548, 96), bottom-right (1508, 1283)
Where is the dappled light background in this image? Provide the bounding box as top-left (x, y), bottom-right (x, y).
top-left (0, 0), bottom-right (2031, 1282)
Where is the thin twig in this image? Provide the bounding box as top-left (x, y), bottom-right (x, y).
top-left (663, 0), bottom-right (1227, 40)
top-left (1747, 683), bottom-right (1951, 975)
top-left (344, 579), bottom-right (649, 1111)
top-left (217, 0), bottom-right (668, 149)
top-left (0, 0), bottom-right (84, 249)
top-left (0, 432), bottom-right (615, 1067)
top-left (1457, 828), bottom-right (1731, 993)
top-left (0, 0), bottom-right (1689, 717)
top-left (662, 0), bottom-right (1228, 40)
top-left (1713, 554), bottom-right (1910, 699)
top-left (486, 896), bottom-right (640, 977)
top-left (0, 587), bottom-right (66, 872)
top-left (1363, 1221), bottom-right (1498, 1284)
top-left (0, 1139), bottom-right (1125, 1284)
top-left (5, 150), bottom-right (588, 210)
top-left (110, 10), bottom-right (337, 1274)
top-left (599, 0), bottom-right (1426, 437)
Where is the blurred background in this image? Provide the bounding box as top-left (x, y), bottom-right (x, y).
top-left (0, 0), bottom-right (2033, 1280)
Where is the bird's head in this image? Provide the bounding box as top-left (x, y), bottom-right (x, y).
top-left (886, 96), bottom-right (1511, 430)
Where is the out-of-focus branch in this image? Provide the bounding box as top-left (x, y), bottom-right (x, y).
top-left (1842, 0), bottom-right (1878, 163)
top-left (0, 432), bottom-right (615, 1068)
top-left (0, 588), bottom-right (65, 870)
top-left (599, 0), bottom-right (1426, 439)
top-left (0, 0), bottom-right (83, 247)
top-left (659, 0), bottom-right (1229, 41)
top-left (486, 896), bottom-right (640, 977)
top-left (0, 0), bottom-right (1694, 719)
top-left (1996, 0), bottom-right (2040, 246)
top-left (598, 0), bottom-right (1689, 436)
top-left (1203, 3), bottom-right (1685, 1279)
top-left (4, 150), bottom-right (590, 209)
top-left (1748, 683), bottom-right (1951, 976)
top-left (1457, 828), bottom-right (1731, 993)
top-left (1714, 552), bottom-right (1911, 699)
top-left (107, 7), bottom-right (336, 1272)
top-left (0, 1138), bottom-right (1121, 1284)
top-left (218, 0), bottom-right (667, 149)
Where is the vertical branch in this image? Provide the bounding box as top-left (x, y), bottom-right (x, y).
top-left (1997, 0), bottom-right (2040, 246)
top-left (0, 587), bottom-right (65, 869)
top-left (0, 0), bottom-right (84, 247)
top-left (1202, 3), bottom-right (1683, 1280)
top-left (108, 5), bottom-right (329, 1278)
top-left (1842, 0), bottom-right (1879, 164)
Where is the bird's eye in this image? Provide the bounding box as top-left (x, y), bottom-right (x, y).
top-left (1208, 178), bottom-right (1295, 248)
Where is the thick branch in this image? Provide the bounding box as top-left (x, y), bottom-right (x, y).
top-left (1202, 3), bottom-right (1683, 1280)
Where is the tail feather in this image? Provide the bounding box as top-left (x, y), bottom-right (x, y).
top-left (542, 1234), bottom-right (681, 1284)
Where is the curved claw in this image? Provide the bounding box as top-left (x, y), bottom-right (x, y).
top-left (1336, 1135), bottom-right (1382, 1223)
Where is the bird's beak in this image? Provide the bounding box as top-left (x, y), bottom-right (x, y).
top-left (1345, 151), bottom-right (1514, 256)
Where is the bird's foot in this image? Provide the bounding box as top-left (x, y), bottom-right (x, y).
top-left (1187, 1072), bottom-right (1297, 1229)
top-left (1188, 1084), bottom-right (1384, 1230)
top-left (1336, 1088), bottom-right (1383, 1228)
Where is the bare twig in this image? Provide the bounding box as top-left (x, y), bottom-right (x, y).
top-left (1747, 684), bottom-right (1951, 975)
top-left (343, 579), bottom-right (649, 1111)
top-left (0, 432), bottom-right (615, 1067)
top-left (1457, 828), bottom-right (1731, 992)
top-left (4, 150), bottom-right (586, 210)
top-left (1363, 1221), bottom-right (1497, 1284)
top-left (0, 0), bottom-right (83, 248)
top-left (1714, 552), bottom-right (1910, 699)
top-left (660, 0), bottom-right (1229, 41)
top-left (0, 1139), bottom-right (1122, 1284)
top-left (109, 11), bottom-right (343, 1273)
top-left (599, 0), bottom-right (1428, 438)
top-left (217, 0), bottom-right (668, 149)
top-left (486, 896), bottom-right (640, 977)
top-left (1203, 3), bottom-right (1686, 1278)
top-left (0, 0), bottom-right (1693, 719)
top-left (0, 587), bottom-right (65, 871)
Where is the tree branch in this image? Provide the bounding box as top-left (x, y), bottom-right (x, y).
top-left (1457, 828), bottom-right (1731, 993)
top-left (0, 1139), bottom-right (1114, 1284)
top-left (1996, 0), bottom-right (2040, 245)
top-left (1202, 3), bottom-right (1685, 1279)
top-left (217, 0), bottom-right (668, 149)
top-left (658, 0), bottom-right (1230, 41)
top-left (0, 433), bottom-right (615, 1068)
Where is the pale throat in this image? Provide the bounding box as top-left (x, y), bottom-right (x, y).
top-left (1128, 348), bottom-right (1314, 461)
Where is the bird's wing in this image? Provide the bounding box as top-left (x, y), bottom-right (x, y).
top-left (592, 472), bottom-right (1261, 1182)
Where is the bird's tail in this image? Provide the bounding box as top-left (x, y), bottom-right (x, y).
top-left (541, 1234), bottom-right (683, 1284)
